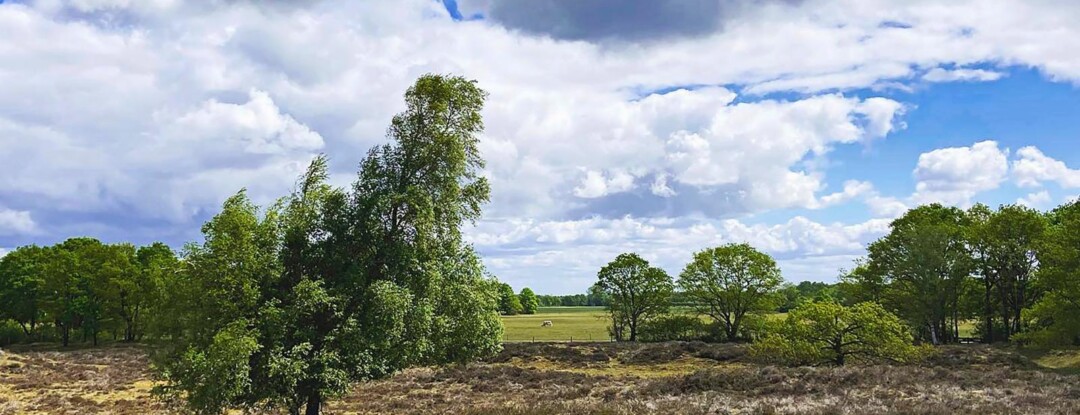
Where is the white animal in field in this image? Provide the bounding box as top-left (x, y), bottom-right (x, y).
top-left (541, 320), bottom-right (553, 327)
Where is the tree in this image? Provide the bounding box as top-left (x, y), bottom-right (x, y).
top-left (497, 283), bottom-right (523, 315)
top-left (677, 243), bottom-right (783, 342)
top-left (865, 204), bottom-right (971, 344)
top-left (125, 243), bottom-right (179, 341)
top-left (159, 74), bottom-right (502, 415)
top-left (518, 287), bottom-right (539, 315)
top-left (751, 301), bottom-right (924, 366)
top-left (0, 245), bottom-right (46, 337)
top-left (596, 253), bottom-right (673, 342)
top-left (1019, 200), bottom-right (1080, 346)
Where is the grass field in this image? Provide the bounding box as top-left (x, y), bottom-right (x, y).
top-left (502, 307), bottom-right (790, 342)
top-left (502, 307), bottom-right (610, 342)
top-left (503, 307), bottom-right (976, 342)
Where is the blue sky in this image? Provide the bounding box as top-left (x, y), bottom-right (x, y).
top-left (1, 0), bottom-right (1080, 294)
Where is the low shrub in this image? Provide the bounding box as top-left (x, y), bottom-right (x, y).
top-left (0, 319), bottom-right (25, 346)
top-left (638, 315), bottom-right (709, 342)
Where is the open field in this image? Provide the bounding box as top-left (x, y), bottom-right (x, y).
top-left (3, 342), bottom-right (1080, 414)
top-left (503, 307), bottom-right (610, 342)
top-left (506, 307), bottom-right (978, 342)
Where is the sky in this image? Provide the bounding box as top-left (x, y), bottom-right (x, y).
top-left (1, 0), bottom-right (1080, 294)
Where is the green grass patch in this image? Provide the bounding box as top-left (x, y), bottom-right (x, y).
top-left (502, 307), bottom-right (610, 342)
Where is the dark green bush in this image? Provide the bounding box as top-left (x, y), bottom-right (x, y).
top-left (0, 319), bottom-right (25, 346)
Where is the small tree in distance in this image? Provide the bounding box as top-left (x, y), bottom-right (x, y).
top-left (519, 287), bottom-right (539, 314)
top-left (678, 243), bottom-right (783, 342)
top-left (751, 301), bottom-right (925, 366)
top-left (498, 283), bottom-right (523, 315)
top-left (596, 253), bottom-right (673, 342)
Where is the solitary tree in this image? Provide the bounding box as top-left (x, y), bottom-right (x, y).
top-left (518, 287), bottom-right (539, 315)
top-left (158, 74), bottom-right (503, 415)
top-left (678, 243), bottom-right (783, 341)
top-left (751, 301), bottom-right (923, 366)
top-left (596, 253), bottom-right (673, 342)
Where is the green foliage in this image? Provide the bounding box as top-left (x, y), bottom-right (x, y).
top-left (751, 301), bottom-right (925, 366)
top-left (518, 288), bottom-right (539, 315)
top-left (0, 245), bottom-right (46, 337)
top-left (678, 243), bottom-right (783, 342)
top-left (777, 281), bottom-right (845, 312)
top-left (860, 204), bottom-right (971, 345)
top-left (638, 314), bottom-right (710, 342)
top-left (497, 282), bottom-right (523, 315)
top-left (966, 203), bottom-right (1047, 342)
top-left (157, 74), bottom-right (501, 415)
top-left (1019, 200), bottom-right (1080, 346)
top-left (596, 253), bottom-right (673, 342)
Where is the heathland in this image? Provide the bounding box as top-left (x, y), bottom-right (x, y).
top-left (3, 338), bottom-right (1080, 414)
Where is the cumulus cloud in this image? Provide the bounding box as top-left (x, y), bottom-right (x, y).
top-left (1012, 146), bottom-right (1080, 188)
top-left (5, 0), bottom-right (1080, 291)
top-left (572, 169), bottom-right (636, 199)
top-left (912, 141), bottom-right (1010, 206)
top-left (923, 68), bottom-right (1005, 83)
top-left (456, 0), bottom-right (730, 42)
top-left (468, 215), bottom-right (889, 292)
top-left (819, 180), bottom-right (874, 207)
top-left (0, 208), bottom-right (36, 236)
top-left (1017, 190), bottom-right (1052, 209)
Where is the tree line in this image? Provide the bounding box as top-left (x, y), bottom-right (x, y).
top-left (586, 201), bottom-right (1080, 364)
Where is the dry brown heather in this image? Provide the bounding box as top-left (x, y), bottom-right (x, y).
top-left (2, 342), bottom-right (1079, 415)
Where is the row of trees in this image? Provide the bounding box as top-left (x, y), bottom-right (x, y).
top-left (495, 283), bottom-right (538, 315)
top-left (0, 74), bottom-right (505, 415)
top-left (593, 243), bottom-right (783, 342)
top-left (535, 288), bottom-right (610, 307)
top-left (590, 200), bottom-right (1080, 354)
top-left (842, 202), bottom-right (1080, 346)
top-left (0, 239), bottom-right (178, 346)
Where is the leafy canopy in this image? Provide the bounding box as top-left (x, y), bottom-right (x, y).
top-left (678, 243), bottom-right (783, 341)
top-left (596, 253), bottom-right (673, 342)
top-left (157, 74), bottom-right (502, 415)
top-left (751, 301), bottom-right (926, 366)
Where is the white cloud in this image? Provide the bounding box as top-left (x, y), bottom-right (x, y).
top-left (866, 195), bottom-right (910, 218)
top-left (912, 141), bottom-right (1009, 206)
top-left (923, 68), bottom-right (1005, 83)
top-left (4, 0), bottom-right (1080, 291)
top-left (0, 248), bottom-right (9, 258)
top-left (650, 174), bottom-right (677, 198)
top-left (468, 215), bottom-right (890, 291)
top-left (1013, 146), bottom-right (1080, 188)
top-left (572, 169), bottom-right (636, 198)
top-left (1017, 190), bottom-right (1052, 209)
top-left (0, 208), bottom-right (36, 235)
top-left (819, 180), bottom-right (874, 207)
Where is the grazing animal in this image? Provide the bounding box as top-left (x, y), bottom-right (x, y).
top-left (541, 320), bottom-right (553, 327)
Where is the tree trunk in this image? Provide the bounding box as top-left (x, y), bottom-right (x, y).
top-left (983, 277), bottom-right (994, 343)
top-left (61, 325), bottom-right (70, 347)
top-left (305, 392), bottom-right (321, 415)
